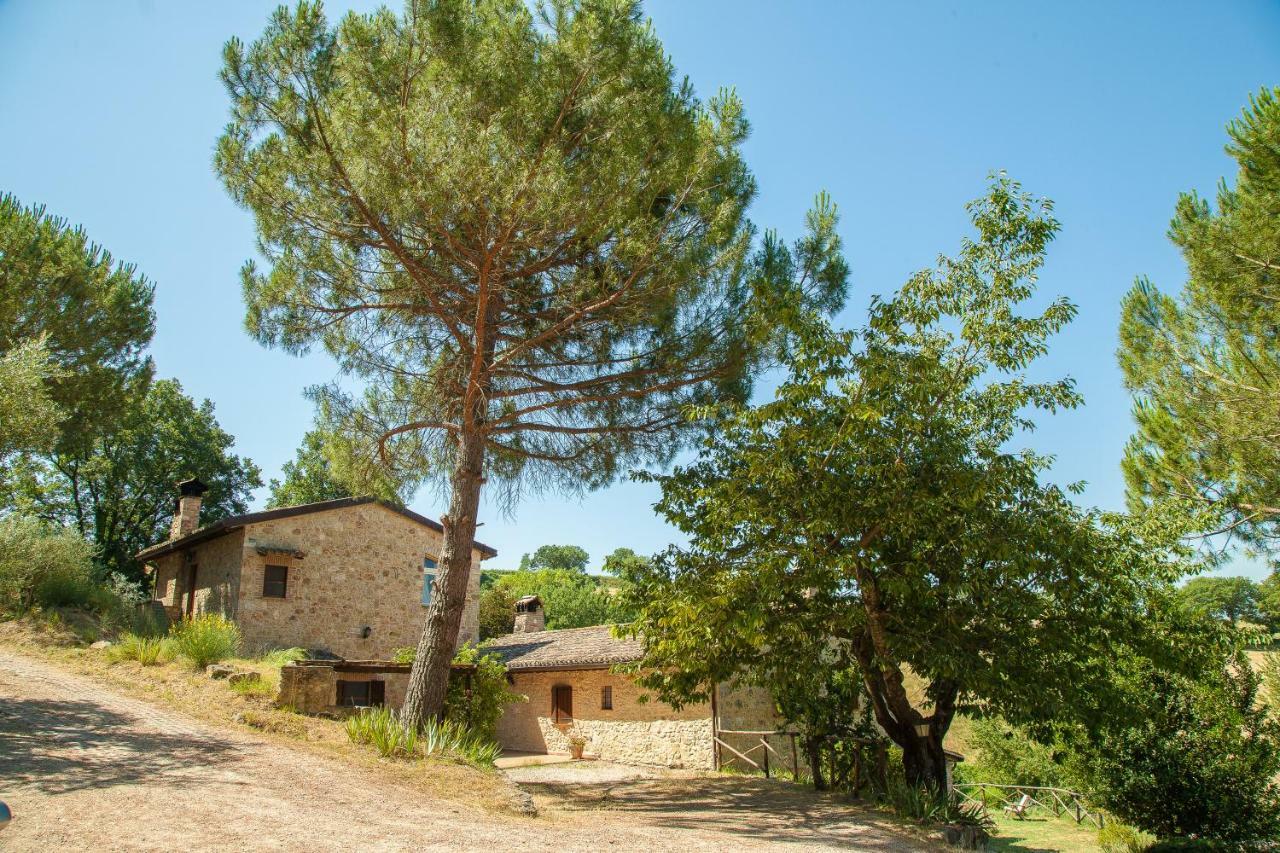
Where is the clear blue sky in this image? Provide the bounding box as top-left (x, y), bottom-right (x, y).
top-left (1, 1), bottom-right (1278, 575)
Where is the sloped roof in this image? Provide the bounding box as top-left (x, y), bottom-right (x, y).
top-left (484, 624), bottom-right (643, 672)
top-left (135, 496), bottom-right (497, 561)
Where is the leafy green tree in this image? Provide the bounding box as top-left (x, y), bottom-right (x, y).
top-left (963, 718), bottom-right (1071, 789)
top-left (1175, 575), bottom-right (1259, 623)
top-left (0, 514), bottom-right (96, 616)
top-left (519, 544), bottom-right (590, 573)
top-left (0, 338), bottom-right (64, 467)
top-left (623, 176), bottom-right (1209, 789)
top-left (0, 194), bottom-right (155, 456)
top-left (477, 583), bottom-right (517, 640)
top-left (215, 0), bottom-right (846, 725)
top-left (1068, 654), bottom-right (1280, 842)
top-left (1258, 571), bottom-right (1280, 629)
top-left (266, 428), bottom-right (354, 508)
top-left (601, 547), bottom-right (648, 576)
top-left (1119, 89), bottom-right (1280, 552)
top-left (12, 379), bottom-right (262, 582)
top-left (486, 567), bottom-right (627, 630)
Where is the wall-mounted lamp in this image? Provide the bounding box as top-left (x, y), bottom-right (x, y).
top-left (360, 626), bottom-right (372, 639)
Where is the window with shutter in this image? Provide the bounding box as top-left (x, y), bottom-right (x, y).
top-left (337, 680), bottom-right (385, 707)
top-left (601, 686), bottom-right (613, 710)
top-left (422, 556), bottom-right (437, 606)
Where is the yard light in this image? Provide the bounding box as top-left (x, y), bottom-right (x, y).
top-left (915, 723), bottom-right (931, 737)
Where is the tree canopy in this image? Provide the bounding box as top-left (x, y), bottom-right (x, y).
top-left (1174, 575), bottom-right (1259, 623)
top-left (622, 175), bottom-right (1214, 789)
top-left (519, 544), bottom-right (589, 573)
top-left (0, 338), bottom-right (64, 469)
top-left (216, 0), bottom-right (846, 724)
top-left (0, 194), bottom-right (155, 456)
top-left (11, 379), bottom-right (262, 582)
top-left (1119, 88), bottom-right (1280, 555)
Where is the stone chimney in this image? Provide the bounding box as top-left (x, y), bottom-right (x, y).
top-left (169, 478), bottom-right (209, 540)
top-left (513, 595), bottom-right (544, 633)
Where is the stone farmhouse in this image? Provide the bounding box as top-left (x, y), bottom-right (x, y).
top-left (137, 478), bottom-right (496, 659)
top-left (141, 480), bottom-right (781, 769)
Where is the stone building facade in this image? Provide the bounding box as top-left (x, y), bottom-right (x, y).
top-left (483, 598), bottom-right (783, 771)
top-left (138, 481), bottom-right (496, 659)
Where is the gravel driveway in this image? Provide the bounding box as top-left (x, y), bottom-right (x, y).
top-left (0, 649), bottom-right (934, 851)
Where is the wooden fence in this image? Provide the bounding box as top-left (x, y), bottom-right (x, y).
top-left (954, 783), bottom-right (1105, 829)
top-left (712, 729), bottom-right (802, 779)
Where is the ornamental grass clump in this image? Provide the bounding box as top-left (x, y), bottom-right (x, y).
top-left (107, 632), bottom-right (173, 666)
top-left (344, 707), bottom-right (419, 759)
top-left (170, 614), bottom-right (241, 669)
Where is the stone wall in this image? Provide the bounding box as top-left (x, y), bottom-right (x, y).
top-left (498, 668), bottom-right (714, 770)
top-left (150, 530), bottom-right (246, 624)
top-left (714, 681), bottom-right (794, 772)
top-left (235, 502), bottom-right (481, 659)
top-left (277, 662), bottom-right (411, 714)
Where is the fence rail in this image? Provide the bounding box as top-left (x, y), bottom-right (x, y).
top-left (954, 783), bottom-right (1105, 829)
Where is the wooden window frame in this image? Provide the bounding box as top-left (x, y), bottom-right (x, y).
top-left (601, 685), bottom-right (613, 711)
top-left (552, 684), bottom-right (573, 724)
top-left (337, 679), bottom-right (385, 708)
top-left (263, 564), bottom-right (288, 598)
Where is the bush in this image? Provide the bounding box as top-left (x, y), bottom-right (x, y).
top-left (966, 717), bottom-right (1072, 788)
top-left (107, 633), bottom-right (174, 666)
top-left (170, 614), bottom-right (241, 669)
top-left (390, 643), bottom-right (525, 740)
top-left (883, 761), bottom-right (992, 829)
top-left (446, 644), bottom-right (526, 740)
top-left (1097, 822), bottom-right (1156, 853)
top-left (1071, 655), bottom-right (1280, 842)
top-left (344, 706), bottom-right (419, 758)
top-left (0, 515), bottom-right (96, 614)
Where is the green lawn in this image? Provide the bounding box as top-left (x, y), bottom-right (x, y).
top-left (986, 813), bottom-right (1103, 853)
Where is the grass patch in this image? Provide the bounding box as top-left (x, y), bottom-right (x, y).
top-left (230, 677), bottom-right (275, 698)
top-left (987, 812), bottom-right (1105, 852)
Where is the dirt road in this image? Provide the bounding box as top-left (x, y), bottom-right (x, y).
top-left (0, 649), bottom-right (932, 851)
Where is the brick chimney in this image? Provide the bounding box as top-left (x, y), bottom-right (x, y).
top-left (169, 478), bottom-right (208, 540)
top-left (513, 595), bottom-right (544, 633)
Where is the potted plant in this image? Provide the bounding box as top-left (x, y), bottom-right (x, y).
top-left (568, 734), bottom-right (587, 760)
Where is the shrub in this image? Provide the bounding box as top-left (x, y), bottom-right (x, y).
top-left (107, 633), bottom-right (173, 666)
top-left (1097, 822), bottom-right (1156, 853)
top-left (420, 717), bottom-right (502, 767)
top-left (0, 515), bottom-right (96, 614)
top-left (344, 706), bottom-right (419, 758)
top-left (883, 762), bottom-right (992, 829)
top-left (966, 717), bottom-right (1071, 788)
top-left (446, 644), bottom-right (526, 740)
top-left (1070, 655), bottom-right (1280, 842)
top-left (170, 614), bottom-right (241, 669)
top-left (391, 646), bottom-right (415, 664)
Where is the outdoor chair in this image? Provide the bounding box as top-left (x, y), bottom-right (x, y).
top-left (1002, 794), bottom-right (1033, 819)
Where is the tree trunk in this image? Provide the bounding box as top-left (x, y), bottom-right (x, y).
top-left (900, 730), bottom-right (950, 791)
top-left (400, 426), bottom-right (486, 730)
top-left (805, 737), bottom-right (827, 791)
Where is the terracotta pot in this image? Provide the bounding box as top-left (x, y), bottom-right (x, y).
top-left (569, 741), bottom-right (585, 760)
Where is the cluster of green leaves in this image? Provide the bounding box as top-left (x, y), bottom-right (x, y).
top-left (622, 174), bottom-right (1217, 790)
top-left (9, 380), bottom-right (262, 582)
top-left (0, 337), bottom-right (65, 469)
top-left (444, 644), bottom-right (526, 740)
top-left (0, 514), bottom-right (97, 615)
top-left (479, 565), bottom-right (634, 638)
top-left (1119, 87), bottom-right (1280, 556)
top-left (266, 424), bottom-right (407, 509)
top-left (1067, 654), bottom-right (1280, 843)
top-left (517, 544), bottom-right (590, 573)
top-left (960, 717), bottom-right (1072, 790)
top-left (1174, 574), bottom-right (1272, 625)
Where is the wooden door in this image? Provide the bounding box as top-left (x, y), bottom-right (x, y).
top-left (552, 685), bottom-right (572, 723)
top-left (184, 564), bottom-right (198, 618)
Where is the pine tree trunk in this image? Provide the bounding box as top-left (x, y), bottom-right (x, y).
top-left (400, 426), bottom-right (486, 730)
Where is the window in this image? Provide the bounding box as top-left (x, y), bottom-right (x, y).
top-left (552, 684), bottom-right (573, 723)
top-left (337, 679), bottom-right (385, 707)
top-left (422, 556), bottom-right (437, 606)
top-left (263, 564), bottom-right (288, 598)
top-left (601, 686), bottom-right (613, 711)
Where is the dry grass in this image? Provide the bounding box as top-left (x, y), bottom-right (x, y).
top-left (0, 616), bottom-right (529, 816)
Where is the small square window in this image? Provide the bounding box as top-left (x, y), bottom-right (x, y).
top-left (601, 686), bottom-right (613, 711)
top-left (263, 564), bottom-right (288, 598)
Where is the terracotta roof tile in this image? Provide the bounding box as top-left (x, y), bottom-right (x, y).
top-left (483, 625), bottom-right (642, 671)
